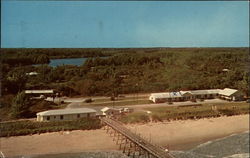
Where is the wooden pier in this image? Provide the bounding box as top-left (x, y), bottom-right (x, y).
top-left (101, 117), bottom-right (175, 158)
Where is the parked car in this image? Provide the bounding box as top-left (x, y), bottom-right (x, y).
top-left (123, 108), bottom-right (134, 113)
top-left (84, 98), bottom-right (93, 103)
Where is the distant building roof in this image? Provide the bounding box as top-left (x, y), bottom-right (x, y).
top-left (37, 108), bottom-right (96, 116)
top-left (26, 72), bottom-right (39, 76)
top-left (151, 89), bottom-right (222, 99)
top-left (151, 92), bottom-right (182, 99)
top-left (169, 92), bottom-right (183, 98)
top-left (150, 93), bottom-right (170, 99)
top-left (180, 91), bottom-right (191, 94)
top-left (25, 90), bottom-right (54, 94)
top-left (101, 107), bottom-right (110, 112)
top-left (189, 89), bottom-right (221, 95)
top-left (219, 88), bottom-right (238, 96)
top-left (222, 69), bottom-right (230, 72)
top-left (101, 107), bottom-right (122, 112)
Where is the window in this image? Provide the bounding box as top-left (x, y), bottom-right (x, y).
top-left (87, 113), bottom-right (90, 118)
top-left (54, 116), bottom-right (56, 119)
top-left (60, 115), bottom-right (64, 120)
top-left (47, 116), bottom-right (50, 121)
top-left (77, 114), bottom-right (80, 118)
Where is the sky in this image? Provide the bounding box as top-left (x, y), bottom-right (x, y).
top-left (1, 1), bottom-right (249, 48)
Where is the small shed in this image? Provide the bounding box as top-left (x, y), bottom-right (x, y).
top-left (36, 108), bottom-right (96, 122)
top-left (219, 88), bottom-right (244, 101)
top-left (101, 107), bottom-right (121, 116)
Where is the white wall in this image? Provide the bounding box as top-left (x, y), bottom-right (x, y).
top-left (37, 112), bottom-right (96, 122)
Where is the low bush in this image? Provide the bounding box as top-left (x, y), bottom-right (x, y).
top-left (218, 109), bottom-right (239, 116)
top-left (179, 104), bottom-right (202, 108)
top-left (110, 96), bottom-right (115, 101)
top-left (84, 98), bottom-right (93, 103)
top-left (0, 118), bottom-right (101, 137)
top-left (151, 114), bottom-right (163, 122)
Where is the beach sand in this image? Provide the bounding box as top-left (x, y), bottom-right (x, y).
top-left (0, 114), bottom-right (249, 157)
top-left (127, 114), bottom-right (249, 150)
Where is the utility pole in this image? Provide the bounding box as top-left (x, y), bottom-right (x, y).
top-left (112, 65), bottom-right (115, 108)
top-left (136, 83), bottom-right (139, 104)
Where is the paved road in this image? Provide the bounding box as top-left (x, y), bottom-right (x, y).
top-left (47, 93), bottom-right (149, 103)
top-left (66, 102), bottom-right (82, 108)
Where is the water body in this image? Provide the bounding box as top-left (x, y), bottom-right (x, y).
top-left (49, 58), bottom-right (88, 67)
top-left (171, 131), bottom-right (249, 158)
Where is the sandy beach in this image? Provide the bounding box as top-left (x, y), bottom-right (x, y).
top-left (0, 114), bottom-right (249, 157)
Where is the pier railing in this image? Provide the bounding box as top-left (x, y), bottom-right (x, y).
top-left (101, 117), bottom-right (175, 158)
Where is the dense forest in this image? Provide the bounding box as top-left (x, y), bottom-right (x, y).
top-left (1, 48), bottom-right (111, 66)
top-left (1, 47), bottom-right (249, 119)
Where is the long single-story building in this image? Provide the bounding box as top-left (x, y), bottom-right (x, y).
top-left (36, 108), bottom-right (96, 122)
top-left (25, 90), bottom-right (54, 94)
top-left (149, 88), bottom-right (242, 103)
top-left (182, 89), bottom-right (221, 99)
top-left (25, 90), bottom-right (54, 98)
top-left (149, 92), bottom-right (184, 103)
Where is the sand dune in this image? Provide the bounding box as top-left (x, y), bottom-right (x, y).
top-left (0, 115), bottom-right (249, 157)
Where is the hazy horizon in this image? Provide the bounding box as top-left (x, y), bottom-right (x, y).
top-left (2, 46), bottom-right (249, 49)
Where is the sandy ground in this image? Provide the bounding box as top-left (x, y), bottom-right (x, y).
top-left (127, 114), bottom-right (249, 150)
top-left (0, 115), bottom-right (249, 157)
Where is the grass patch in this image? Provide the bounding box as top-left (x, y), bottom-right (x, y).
top-left (0, 118), bottom-right (102, 137)
top-left (120, 102), bottom-right (250, 124)
top-left (119, 112), bottom-right (150, 124)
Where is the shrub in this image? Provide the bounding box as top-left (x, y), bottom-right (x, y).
top-left (218, 109), bottom-right (237, 116)
top-left (151, 114), bottom-right (163, 122)
top-left (0, 118), bottom-right (102, 137)
top-left (84, 98), bottom-right (93, 103)
top-left (11, 91), bottom-right (30, 118)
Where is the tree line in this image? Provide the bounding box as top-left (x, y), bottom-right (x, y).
top-left (1, 47), bottom-right (249, 119)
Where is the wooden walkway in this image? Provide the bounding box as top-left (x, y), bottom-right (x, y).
top-left (101, 117), bottom-right (175, 158)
